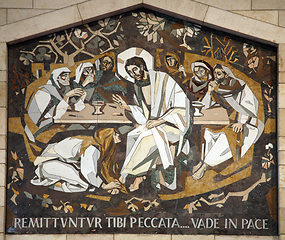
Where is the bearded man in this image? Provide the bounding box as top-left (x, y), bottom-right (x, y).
top-left (114, 48), bottom-right (192, 191)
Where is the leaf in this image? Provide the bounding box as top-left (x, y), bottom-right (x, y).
top-left (104, 18), bottom-right (110, 26)
top-left (148, 13), bottom-right (157, 21)
top-left (11, 151), bottom-right (18, 160)
top-left (140, 12), bottom-right (146, 18)
top-left (147, 33), bottom-right (153, 41)
top-left (153, 32), bottom-right (158, 43)
top-left (24, 191), bottom-right (33, 199)
top-left (80, 203), bottom-right (87, 209)
top-left (98, 20), bottom-right (105, 27)
top-left (53, 205), bottom-right (63, 211)
top-left (19, 53), bottom-right (33, 65)
top-left (74, 28), bottom-right (82, 38)
top-left (113, 39), bottom-right (119, 46)
top-left (99, 41), bottom-right (105, 47)
top-left (66, 205), bottom-right (74, 213)
top-left (132, 12), bottom-right (138, 17)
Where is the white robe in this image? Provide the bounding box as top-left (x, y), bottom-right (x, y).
top-left (31, 137), bottom-right (103, 193)
top-left (26, 67), bottom-right (85, 142)
top-left (120, 70), bottom-right (191, 189)
top-left (201, 66), bottom-right (264, 166)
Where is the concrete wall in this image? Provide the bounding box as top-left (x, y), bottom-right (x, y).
top-left (0, 0), bottom-right (285, 239)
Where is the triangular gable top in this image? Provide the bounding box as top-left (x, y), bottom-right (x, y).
top-left (1, 0), bottom-right (284, 45)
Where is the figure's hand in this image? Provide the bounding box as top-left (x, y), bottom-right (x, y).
top-left (112, 94), bottom-right (130, 110)
top-left (80, 91), bottom-right (87, 102)
top-left (232, 122), bottom-right (243, 133)
top-left (208, 80), bottom-right (217, 93)
top-left (82, 74), bottom-right (95, 87)
top-left (146, 119), bottom-right (165, 129)
top-left (65, 88), bottom-right (85, 98)
top-left (178, 65), bottom-right (186, 77)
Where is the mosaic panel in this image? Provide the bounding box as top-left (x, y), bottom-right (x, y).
top-left (6, 9), bottom-right (277, 235)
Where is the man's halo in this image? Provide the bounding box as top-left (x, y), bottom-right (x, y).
top-left (117, 47), bottom-right (154, 83)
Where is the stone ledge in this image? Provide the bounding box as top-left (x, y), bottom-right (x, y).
top-left (142, 0), bottom-right (208, 25)
top-left (0, 150), bottom-right (6, 165)
top-left (0, 5), bottom-right (82, 44)
top-left (215, 236), bottom-right (278, 239)
top-left (194, 0), bottom-right (251, 11)
top-left (78, 0), bottom-right (143, 24)
top-left (279, 84), bottom-right (285, 109)
top-left (5, 234), bottom-right (67, 240)
top-left (279, 165), bottom-right (285, 188)
top-left (67, 234), bottom-right (113, 240)
top-left (0, 0), bottom-right (32, 9)
top-left (279, 44), bottom-right (285, 72)
top-left (252, 0), bottom-right (285, 10)
top-left (279, 151), bottom-right (285, 165)
top-left (114, 234), bottom-right (171, 240)
top-left (279, 71), bottom-right (285, 84)
top-left (33, 0), bottom-right (89, 10)
top-left (0, 0), bottom-right (283, 46)
top-left (0, 164), bottom-right (6, 187)
top-left (204, 7), bottom-right (285, 45)
top-left (232, 10), bottom-right (278, 25)
top-left (0, 108), bottom-right (7, 136)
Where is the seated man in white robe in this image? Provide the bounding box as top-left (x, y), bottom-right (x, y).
top-left (192, 64), bottom-right (264, 180)
top-left (25, 67), bottom-right (86, 143)
top-left (114, 48), bottom-right (192, 192)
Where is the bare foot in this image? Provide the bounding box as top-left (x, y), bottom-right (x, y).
top-left (192, 162), bottom-right (207, 180)
top-left (129, 176), bottom-right (146, 192)
top-left (102, 180), bottom-right (120, 190)
top-left (110, 189), bottom-right (120, 195)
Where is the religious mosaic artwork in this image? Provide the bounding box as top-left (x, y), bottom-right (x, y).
top-left (6, 9), bottom-right (277, 235)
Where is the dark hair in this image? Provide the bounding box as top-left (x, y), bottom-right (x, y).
top-left (100, 55), bottom-right (114, 71)
top-left (125, 57), bottom-right (147, 72)
top-left (213, 64), bottom-right (224, 71)
top-left (165, 55), bottom-right (178, 67)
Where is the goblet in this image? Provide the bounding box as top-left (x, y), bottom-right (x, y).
top-left (192, 101), bottom-right (205, 117)
top-left (92, 101), bottom-right (105, 115)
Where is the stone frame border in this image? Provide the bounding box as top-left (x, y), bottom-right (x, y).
top-left (0, 0), bottom-right (283, 239)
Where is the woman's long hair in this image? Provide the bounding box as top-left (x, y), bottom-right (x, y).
top-left (78, 128), bottom-right (119, 183)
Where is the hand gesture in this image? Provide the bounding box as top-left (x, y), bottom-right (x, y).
top-left (82, 74), bottom-right (95, 87)
top-left (80, 91), bottom-right (87, 102)
top-left (208, 80), bottom-right (218, 93)
top-left (65, 88), bottom-right (85, 98)
top-left (112, 94), bottom-right (130, 110)
top-left (232, 122), bottom-right (243, 133)
top-left (146, 119), bottom-right (165, 129)
top-left (178, 65), bottom-right (186, 77)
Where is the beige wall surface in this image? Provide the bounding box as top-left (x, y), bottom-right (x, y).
top-left (0, 0), bottom-right (284, 239)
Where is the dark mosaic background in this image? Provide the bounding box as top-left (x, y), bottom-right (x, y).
top-left (6, 9), bottom-right (277, 235)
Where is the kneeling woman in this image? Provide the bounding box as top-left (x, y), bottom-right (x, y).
top-left (31, 128), bottom-right (124, 194)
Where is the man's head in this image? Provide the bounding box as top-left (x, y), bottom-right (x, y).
top-left (213, 64), bottom-right (227, 83)
top-left (194, 66), bottom-right (207, 80)
top-left (82, 66), bottom-right (94, 78)
top-left (166, 55), bottom-right (178, 67)
top-left (57, 72), bottom-right (70, 86)
top-left (191, 60), bottom-right (213, 82)
top-left (100, 56), bottom-right (114, 71)
top-left (75, 62), bottom-right (95, 87)
top-left (125, 57), bottom-right (148, 82)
